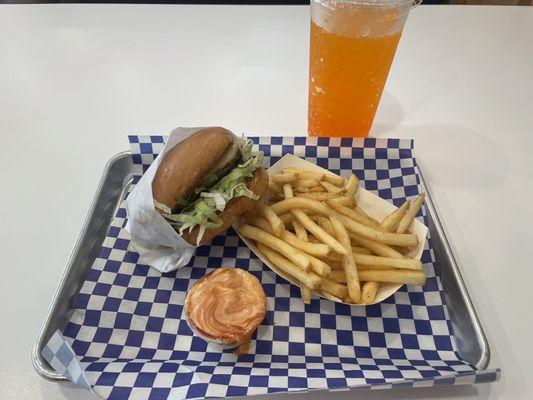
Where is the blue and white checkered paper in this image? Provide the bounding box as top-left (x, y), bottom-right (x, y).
top-left (43, 136), bottom-right (499, 400)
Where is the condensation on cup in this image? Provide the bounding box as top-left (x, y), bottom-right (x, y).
top-left (308, 0), bottom-right (419, 138)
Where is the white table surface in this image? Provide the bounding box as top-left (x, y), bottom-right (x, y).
top-left (1, 3), bottom-right (532, 400)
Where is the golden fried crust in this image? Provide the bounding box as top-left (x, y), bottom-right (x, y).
top-left (182, 167), bottom-right (268, 245)
top-left (152, 127), bottom-right (233, 211)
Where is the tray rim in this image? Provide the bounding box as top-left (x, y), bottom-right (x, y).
top-left (32, 151), bottom-right (132, 381)
top-left (417, 166), bottom-right (490, 369)
top-left (32, 149), bottom-right (490, 382)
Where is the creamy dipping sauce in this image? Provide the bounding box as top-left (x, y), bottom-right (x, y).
top-left (186, 268), bottom-right (266, 344)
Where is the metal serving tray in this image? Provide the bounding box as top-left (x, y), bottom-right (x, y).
top-left (32, 151), bottom-right (490, 381)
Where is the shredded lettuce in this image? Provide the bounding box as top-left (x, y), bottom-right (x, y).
top-left (163, 137), bottom-right (263, 245)
top-left (175, 197), bottom-right (192, 207)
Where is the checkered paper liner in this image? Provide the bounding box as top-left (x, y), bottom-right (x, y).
top-left (43, 136), bottom-right (500, 400)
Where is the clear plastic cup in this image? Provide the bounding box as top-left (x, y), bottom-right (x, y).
top-left (308, 0), bottom-right (420, 137)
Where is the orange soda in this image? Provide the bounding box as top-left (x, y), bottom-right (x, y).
top-left (308, 0), bottom-right (414, 137)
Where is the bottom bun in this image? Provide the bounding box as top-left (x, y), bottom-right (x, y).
top-left (181, 167), bottom-right (268, 245)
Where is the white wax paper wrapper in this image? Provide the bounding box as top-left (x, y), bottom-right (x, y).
top-left (125, 127), bottom-right (206, 273)
top-left (236, 154), bottom-right (428, 305)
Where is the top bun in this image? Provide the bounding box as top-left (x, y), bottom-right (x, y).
top-left (152, 127), bottom-right (233, 212)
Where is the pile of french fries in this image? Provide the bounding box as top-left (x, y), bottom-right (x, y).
top-left (237, 167), bottom-right (426, 305)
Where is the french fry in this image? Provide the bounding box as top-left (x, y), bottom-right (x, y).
top-left (300, 285), bottom-right (311, 304)
top-left (246, 216), bottom-right (274, 234)
top-left (238, 224), bottom-right (310, 271)
top-left (345, 173), bottom-right (359, 195)
top-left (282, 168), bottom-right (324, 181)
top-left (284, 185), bottom-right (308, 242)
top-left (329, 270), bottom-right (347, 283)
top-left (319, 180), bottom-right (345, 194)
top-left (361, 282), bottom-right (380, 304)
top-left (334, 213), bottom-right (418, 247)
top-left (322, 293), bottom-right (345, 303)
top-left (257, 242), bottom-right (321, 289)
top-left (282, 167), bottom-right (302, 174)
top-left (256, 202), bottom-right (285, 237)
top-left (396, 194), bottom-right (426, 234)
top-left (291, 209), bottom-right (347, 255)
top-left (278, 184), bottom-right (345, 256)
top-left (283, 183), bottom-right (294, 199)
top-left (282, 168), bottom-right (324, 180)
top-left (358, 268), bottom-right (426, 286)
top-left (292, 179), bottom-right (320, 189)
top-left (295, 186), bottom-right (326, 194)
top-left (292, 220), bottom-right (308, 241)
top-left (355, 206), bottom-right (380, 225)
top-left (335, 196), bottom-right (357, 207)
top-left (356, 264), bottom-right (391, 271)
top-left (330, 262), bottom-right (388, 271)
top-left (298, 171), bottom-right (325, 181)
top-left (296, 192), bottom-right (343, 201)
top-left (395, 246), bottom-right (413, 256)
top-left (314, 215), bottom-right (335, 237)
top-left (349, 232), bottom-right (404, 259)
top-left (271, 197), bottom-right (332, 217)
top-left (321, 252), bottom-right (343, 263)
top-left (278, 213), bottom-right (295, 226)
top-left (326, 199), bottom-right (382, 228)
top-left (281, 230), bottom-right (331, 257)
top-left (352, 254), bottom-right (423, 271)
top-left (306, 254), bottom-right (332, 277)
top-left (323, 173), bottom-right (345, 186)
top-left (380, 200), bottom-right (410, 232)
top-left (272, 173), bottom-right (297, 184)
top-left (308, 235), bottom-right (321, 243)
top-left (389, 247), bottom-right (410, 257)
top-left (320, 277), bottom-right (348, 299)
top-left (330, 215), bottom-right (361, 303)
top-left (352, 246), bottom-right (373, 255)
top-left (260, 168), bottom-right (427, 305)
top-left (343, 295), bottom-right (356, 304)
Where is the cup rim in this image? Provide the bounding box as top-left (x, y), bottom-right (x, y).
top-left (313, 0), bottom-right (421, 8)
